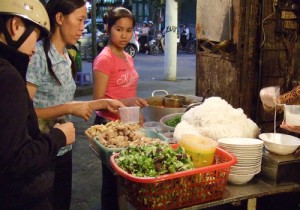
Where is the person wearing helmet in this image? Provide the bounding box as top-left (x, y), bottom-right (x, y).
top-left (180, 24), bottom-right (190, 48)
top-left (26, 1), bottom-right (125, 209)
top-left (138, 21), bottom-right (149, 53)
top-left (0, 0), bottom-right (76, 209)
top-left (148, 20), bottom-right (156, 42)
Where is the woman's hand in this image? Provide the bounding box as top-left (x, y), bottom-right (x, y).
top-left (54, 122), bottom-right (76, 145)
top-left (88, 99), bottom-right (125, 113)
top-left (68, 101), bottom-right (93, 121)
top-left (280, 121), bottom-right (300, 133)
top-left (260, 86), bottom-right (280, 112)
top-left (120, 97), bottom-right (148, 107)
top-left (104, 99), bottom-right (125, 114)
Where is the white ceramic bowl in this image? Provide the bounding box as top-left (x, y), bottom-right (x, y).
top-left (228, 173), bottom-right (255, 185)
top-left (259, 133), bottom-right (300, 155)
top-left (160, 113), bottom-right (184, 131)
top-left (217, 138), bottom-right (264, 147)
top-left (235, 160), bottom-right (262, 167)
top-left (231, 166), bottom-right (261, 175)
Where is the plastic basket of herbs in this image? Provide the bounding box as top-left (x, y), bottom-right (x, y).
top-left (110, 144), bottom-right (237, 210)
top-left (85, 121), bottom-right (169, 166)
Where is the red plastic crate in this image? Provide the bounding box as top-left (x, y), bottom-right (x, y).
top-left (110, 146), bottom-right (237, 210)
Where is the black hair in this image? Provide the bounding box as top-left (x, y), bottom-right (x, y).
top-left (0, 15), bottom-right (40, 48)
top-left (43, 0), bottom-right (85, 85)
top-left (0, 16), bottom-right (13, 37)
top-left (107, 7), bottom-right (135, 34)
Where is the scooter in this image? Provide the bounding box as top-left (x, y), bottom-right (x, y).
top-left (85, 33), bottom-right (109, 62)
top-left (149, 33), bottom-right (165, 55)
top-left (85, 32), bottom-right (139, 61)
top-left (186, 37), bottom-right (196, 54)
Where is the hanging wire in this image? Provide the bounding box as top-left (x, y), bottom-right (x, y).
top-left (260, 0), bottom-right (277, 48)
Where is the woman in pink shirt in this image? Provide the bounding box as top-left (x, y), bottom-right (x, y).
top-left (92, 6), bottom-right (147, 209)
top-left (93, 7), bottom-right (147, 124)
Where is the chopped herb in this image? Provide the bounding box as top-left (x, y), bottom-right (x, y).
top-left (164, 115), bottom-right (182, 128)
top-left (115, 144), bottom-right (194, 177)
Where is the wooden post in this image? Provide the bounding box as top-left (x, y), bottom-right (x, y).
top-left (195, 0), bottom-right (260, 120)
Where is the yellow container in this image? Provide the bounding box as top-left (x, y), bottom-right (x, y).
top-left (178, 134), bottom-right (218, 168)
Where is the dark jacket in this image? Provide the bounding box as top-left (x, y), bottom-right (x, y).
top-left (0, 42), bottom-right (66, 209)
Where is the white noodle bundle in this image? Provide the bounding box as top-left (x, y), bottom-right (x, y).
top-left (174, 97), bottom-right (260, 141)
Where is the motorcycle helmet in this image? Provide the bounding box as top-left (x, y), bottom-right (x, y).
top-left (0, 0), bottom-right (50, 49)
top-left (148, 21), bottom-right (153, 25)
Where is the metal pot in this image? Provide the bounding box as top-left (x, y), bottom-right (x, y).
top-left (142, 90), bottom-right (203, 122)
top-left (164, 94), bottom-right (186, 108)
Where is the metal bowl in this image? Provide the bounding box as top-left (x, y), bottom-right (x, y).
top-left (160, 112), bottom-right (184, 131)
top-left (164, 94), bottom-right (186, 108)
top-left (142, 95), bottom-right (202, 122)
top-left (142, 90), bottom-right (203, 122)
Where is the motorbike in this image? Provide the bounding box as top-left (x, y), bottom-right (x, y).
top-left (186, 37), bottom-right (196, 54)
top-left (149, 33), bottom-right (165, 55)
top-left (85, 31), bottom-right (139, 62)
top-left (138, 36), bottom-right (150, 53)
top-left (149, 33), bottom-right (184, 55)
top-left (84, 33), bottom-right (109, 62)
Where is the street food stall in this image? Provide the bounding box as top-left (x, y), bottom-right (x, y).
top-left (86, 0), bottom-right (300, 208)
top-left (86, 94), bottom-right (300, 210)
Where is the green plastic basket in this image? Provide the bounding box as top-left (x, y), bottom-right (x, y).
top-left (87, 128), bottom-right (169, 166)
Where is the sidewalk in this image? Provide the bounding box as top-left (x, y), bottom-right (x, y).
top-left (70, 53), bottom-right (196, 210)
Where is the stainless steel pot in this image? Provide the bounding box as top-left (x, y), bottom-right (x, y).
top-left (141, 90), bottom-right (203, 122)
top-left (164, 94), bottom-right (186, 108)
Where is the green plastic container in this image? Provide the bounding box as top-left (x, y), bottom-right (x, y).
top-left (92, 128), bottom-right (169, 167)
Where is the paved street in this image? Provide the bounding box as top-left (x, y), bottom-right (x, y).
top-left (70, 52), bottom-right (196, 210)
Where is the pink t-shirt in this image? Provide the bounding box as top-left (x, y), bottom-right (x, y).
top-left (93, 47), bottom-right (139, 120)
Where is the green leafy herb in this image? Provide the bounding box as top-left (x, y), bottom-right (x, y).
top-left (164, 115), bottom-right (182, 128)
top-left (115, 144), bottom-right (194, 177)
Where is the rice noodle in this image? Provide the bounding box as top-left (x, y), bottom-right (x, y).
top-left (174, 97), bottom-right (260, 141)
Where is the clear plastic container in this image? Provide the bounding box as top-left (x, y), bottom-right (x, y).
top-left (284, 105), bottom-right (300, 126)
top-left (178, 134), bottom-right (218, 168)
top-left (143, 121), bottom-right (161, 132)
top-left (119, 106), bottom-right (140, 124)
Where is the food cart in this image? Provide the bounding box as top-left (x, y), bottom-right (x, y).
top-left (86, 94), bottom-right (300, 210)
top-left (88, 141), bottom-right (300, 210)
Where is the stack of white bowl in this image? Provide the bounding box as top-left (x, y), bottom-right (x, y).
top-left (217, 138), bottom-right (264, 185)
